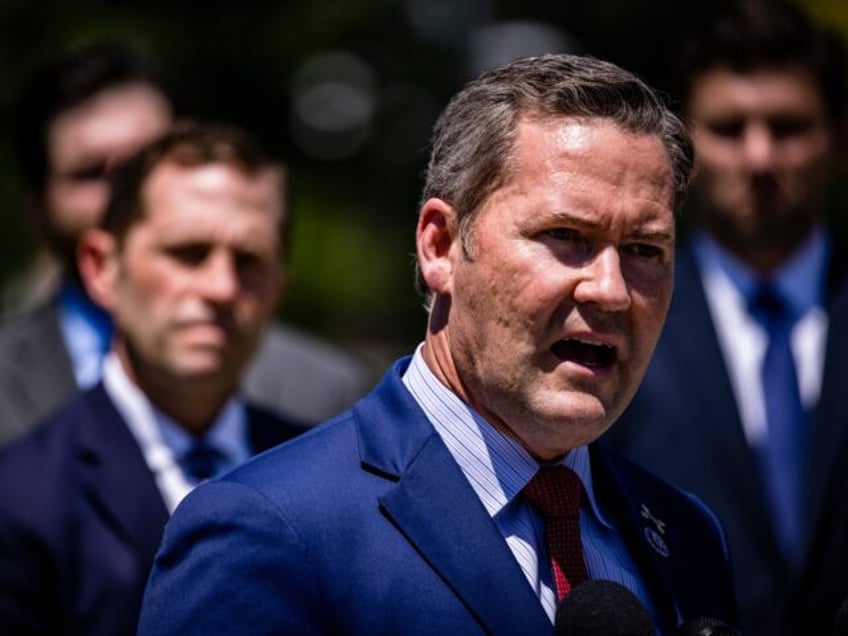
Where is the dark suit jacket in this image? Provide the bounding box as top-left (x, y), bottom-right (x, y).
top-left (0, 297), bottom-right (378, 445)
top-left (138, 357), bottom-right (737, 636)
top-left (0, 384), bottom-right (303, 636)
top-left (605, 243), bottom-right (848, 636)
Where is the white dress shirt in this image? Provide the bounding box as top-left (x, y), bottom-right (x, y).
top-left (692, 230), bottom-right (828, 448)
top-left (101, 353), bottom-right (251, 513)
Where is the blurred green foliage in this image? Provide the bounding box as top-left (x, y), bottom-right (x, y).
top-left (0, 0), bottom-right (846, 367)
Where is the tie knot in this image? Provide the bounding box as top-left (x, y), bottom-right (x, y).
top-left (749, 283), bottom-right (793, 330)
top-left (181, 441), bottom-right (224, 483)
top-left (522, 465), bottom-right (583, 519)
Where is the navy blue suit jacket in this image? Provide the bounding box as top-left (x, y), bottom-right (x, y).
top-left (0, 384), bottom-right (303, 636)
top-left (606, 242), bottom-right (848, 636)
top-left (139, 357), bottom-right (737, 635)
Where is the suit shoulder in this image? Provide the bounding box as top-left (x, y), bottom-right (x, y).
top-left (0, 390), bottom-right (90, 461)
top-left (0, 301), bottom-right (68, 382)
top-left (255, 323), bottom-right (377, 380)
top-left (226, 410), bottom-right (359, 494)
top-left (0, 393), bottom-right (91, 514)
top-left (242, 323), bottom-right (381, 423)
top-left (0, 302), bottom-right (57, 342)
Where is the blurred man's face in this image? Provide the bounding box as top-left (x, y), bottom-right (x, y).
top-left (104, 161), bottom-right (284, 396)
top-left (44, 82), bottom-right (171, 265)
top-left (686, 67), bottom-right (833, 265)
top-left (98, 162), bottom-right (284, 392)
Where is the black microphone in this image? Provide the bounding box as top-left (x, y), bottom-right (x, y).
top-left (833, 596), bottom-right (848, 636)
top-left (554, 579), bottom-right (654, 635)
top-left (675, 616), bottom-right (741, 635)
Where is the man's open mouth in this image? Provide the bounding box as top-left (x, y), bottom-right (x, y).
top-left (551, 338), bottom-right (617, 369)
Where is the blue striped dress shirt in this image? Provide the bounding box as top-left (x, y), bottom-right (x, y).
top-left (402, 346), bottom-right (657, 625)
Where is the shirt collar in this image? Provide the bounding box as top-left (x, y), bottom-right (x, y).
top-left (56, 280), bottom-right (113, 344)
top-left (402, 344), bottom-right (612, 529)
top-left (691, 227), bottom-right (829, 316)
top-left (101, 352), bottom-right (250, 470)
top-left (55, 281), bottom-right (114, 388)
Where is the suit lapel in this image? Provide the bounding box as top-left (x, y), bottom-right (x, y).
top-left (590, 444), bottom-right (681, 633)
top-left (77, 386), bottom-right (169, 565)
top-left (664, 249), bottom-right (776, 531)
top-left (590, 443), bottom-right (743, 632)
top-left (355, 361), bottom-right (551, 635)
top-left (806, 274), bottom-right (848, 544)
top-left (665, 250), bottom-right (751, 462)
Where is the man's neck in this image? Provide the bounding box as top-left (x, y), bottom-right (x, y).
top-left (116, 348), bottom-right (236, 437)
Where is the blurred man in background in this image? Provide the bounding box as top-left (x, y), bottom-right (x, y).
top-left (1, 41), bottom-right (171, 441)
top-left (605, 1), bottom-right (848, 633)
top-left (0, 121), bottom-right (306, 636)
top-left (0, 41), bottom-right (378, 445)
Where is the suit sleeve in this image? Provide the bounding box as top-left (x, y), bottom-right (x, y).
top-left (0, 452), bottom-right (59, 633)
top-left (0, 514), bottom-right (54, 633)
top-left (138, 480), bottom-right (325, 635)
top-left (682, 490), bottom-right (738, 596)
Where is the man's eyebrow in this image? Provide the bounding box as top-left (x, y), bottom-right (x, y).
top-left (547, 212), bottom-right (600, 228)
top-left (628, 228), bottom-right (674, 243)
top-left (548, 212), bottom-right (674, 242)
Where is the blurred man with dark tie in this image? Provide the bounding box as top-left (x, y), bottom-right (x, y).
top-left (0, 121), bottom-right (305, 635)
top-left (606, 1), bottom-right (848, 633)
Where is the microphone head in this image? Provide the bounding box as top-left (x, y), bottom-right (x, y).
top-left (676, 616), bottom-right (741, 635)
top-left (834, 596), bottom-right (848, 636)
top-left (554, 579), bottom-right (654, 636)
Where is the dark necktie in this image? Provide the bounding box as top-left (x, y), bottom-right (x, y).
top-left (522, 465), bottom-right (588, 600)
top-left (749, 283), bottom-right (807, 565)
top-left (181, 442), bottom-right (224, 484)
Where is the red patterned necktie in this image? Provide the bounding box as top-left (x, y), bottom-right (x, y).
top-left (522, 465), bottom-right (588, 600)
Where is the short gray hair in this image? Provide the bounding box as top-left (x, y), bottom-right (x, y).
top-left (416, 53), bottom-right (693, 296)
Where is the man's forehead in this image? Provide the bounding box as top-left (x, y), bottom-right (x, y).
top-left (137, 160), bottom-right (285, 234)
top-left (48, 83), bottom-right (171, 168)
top-left (686, 66), bottom-right (827, 114)
top-left (146, 161), bottom-right (281, 200)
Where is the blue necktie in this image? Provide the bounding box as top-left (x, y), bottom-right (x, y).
top-left (181, 442), bottom-right (224, 484)
top-left (749, 284), bottom-right (807, 566)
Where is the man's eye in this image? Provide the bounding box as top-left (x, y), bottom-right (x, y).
top-left (234, 251), bottom-right (265, 276)
top-left (547, 228), bottom-right (582, 241)
top-left (769, 117), bottom-right (815, 139)
top-left (706, 119), bottom-right (744, 139)
top-left (65, 163), bottom-right (109, 182)
top-left (624, 243), bottom-right (662, 259)
top-left (167, 245), bottom-right (209, 266)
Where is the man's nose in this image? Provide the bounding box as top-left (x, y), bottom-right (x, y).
top-left (199, 250), bottom-right (239, 302)
top-left (742, 122), bottom-right (777, 172)
top-left (573, 246), bottom-right (631, 311)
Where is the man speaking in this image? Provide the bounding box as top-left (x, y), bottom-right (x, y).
top-left (139, 54), bottom-right (738, 634)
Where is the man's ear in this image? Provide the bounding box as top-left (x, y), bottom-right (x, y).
top-left (416, 197), bottom-right (460, 296)
top-left (77, 229), bottom-right (119, 311)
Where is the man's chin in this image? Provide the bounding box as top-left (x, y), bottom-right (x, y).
top-left (170, 351), bottom-right (240, 382)
top-left (536, 390), bottom-right (614, 433)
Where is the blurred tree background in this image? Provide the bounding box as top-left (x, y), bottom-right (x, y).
top-left (0, 0), bottom-right (845, 368)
